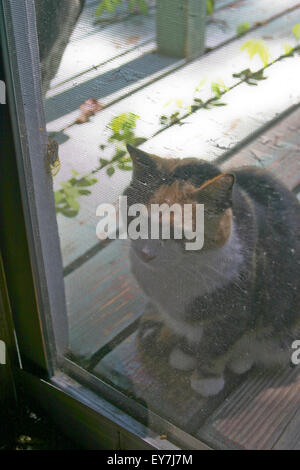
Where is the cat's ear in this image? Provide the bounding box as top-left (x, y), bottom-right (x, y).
top-left (127, 144), bottom-right (160, 174)
top-left (192, 173), bottom-right (235, 206)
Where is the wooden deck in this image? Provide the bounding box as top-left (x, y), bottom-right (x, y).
top-left (46, 0), bottom-right (300, 449)
top-left (50, 0), bottom-right (300, 269)
top-left (65, 108), bottom-right (300, 448)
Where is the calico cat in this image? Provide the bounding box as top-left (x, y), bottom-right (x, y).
top-left (125, 144), bottom-right (300, 397)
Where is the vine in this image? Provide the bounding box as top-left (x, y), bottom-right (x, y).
top-left (94, 0), bottom-right (216, 20)
top-left (94, 0), bottom-right (149, 19)
top-left (54, 113), bottom-right (145, 217)
top-left (54, 24), bottom-right (300, 217)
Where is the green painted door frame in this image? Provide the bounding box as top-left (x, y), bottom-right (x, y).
top-left (156, 0), bottom-right (206, 59)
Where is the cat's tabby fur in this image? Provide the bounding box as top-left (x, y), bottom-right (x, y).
top-left (125, 144), bottom-right (300, 397)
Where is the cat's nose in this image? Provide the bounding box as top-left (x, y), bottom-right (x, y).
top-left (140, 246), bottom-right (156, 262)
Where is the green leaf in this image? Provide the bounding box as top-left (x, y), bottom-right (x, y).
top-left (112, 149), bottom-right (127, 161)
top-left (95, 0), bottom-right (122, 17)
top-left (283, 43), bottom-right (293, 55)
top-left (109, 112), bottom-right (139, 134)
top-left (233, 68), bottom-right (252, 79)
top-left (170, 112), bottom-right (180, 123)
top-left (65, 195), bottom-right (80, 211)
top-left (128, 0), bottom-right (136, 11)
top-left (211, 78), bottom-right (228, 98)
top-left (233, 66), bottom-right (267, 86)
top-left (120, 132), bottom-right (137, 145)
top-left (237, 22), bottom-right (250, 36)
top-left (110, 114), bottom-right (125, 134)
top-left (211, 82), bottom-right (221, 98)
top-left (137, 0), bottom-right (148, 14)
top-left (212, 101), bottom-right (227, 106)
top-left (191, 104), bottom-right (200, 112)
top-left (194, 97), bottom-right (204, 104)
top-left (252, 69), bottom-right (267, 80)
top-left (65, 186), bottom-right (80, 197)
top-left (106, 166), bottom-right (115, 177)
top-left (175, 98), bottom-right (183, 108)
top-left (241, 39), bottom-right (270, 66)
top-left (105, 0), bottom-right (116, 13)
top-left (206, 0), bottom-right (215, 16)
top-left (128, 0), bottom-right (148, 13)
top-left (60, 181), bottom-right (72, 190)
top-left (117, 163), bottom-right (133, 171)
top-left (99, 158), bottom-right (110, 167)
top-left (108, 133), bottom-right (124, 143)
top-left (292, 24), bottom-right (300, 40)
top-left (54, 170), bottom-right (98, 217)
top-left (54, 191), bottom-right (64, 204)
top-left (195, 77), bottom-right (207, 92)
top-left (94, 1), bottom-right (106, 17)
top-left (57, 206), bottom-right (79, 218)
top-left (78, 189), bottom-right (92, 196)
top-left (76, 176), bottom-right (98, 187)
top-left (87, 177), bottom-right (98, 185)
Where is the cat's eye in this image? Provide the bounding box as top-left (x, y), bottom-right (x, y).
top-left (1, 0), bottom-right (300, 452)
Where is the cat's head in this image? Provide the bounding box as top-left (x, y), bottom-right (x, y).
top-left (124, 145), bottom-right (235, 265)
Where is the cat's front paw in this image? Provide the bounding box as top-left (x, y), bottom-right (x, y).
top-left (190, 371), bottom-right (225, 397)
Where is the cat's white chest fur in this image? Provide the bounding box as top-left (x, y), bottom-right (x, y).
top-left (130, 225), bottom-right (243, 344)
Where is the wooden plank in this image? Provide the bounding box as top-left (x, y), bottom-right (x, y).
top-left (45, 50), bottom-right (181, 124)
top-left (68, 0), bottom-right (229, 47)
top-left (86, 114), bottom-right (300, 444)
top-left (221, 106), bottom-right (300, 191)
top-left (49, 0), bottom-right (232, 89)
top-left (51, 6), bottom-right (300, 175)
top-left (273, 407), bottom-right (300, 449)
top-left (92, 331), bottom-right (242, 434)
top-left (195, 115), bottom-right (300, 448)
top-left (205, 0), bottom-right (300, 49)
top-left (156, 0), bottom-right (206, 59)
top-left (197, 366), bottom-right (300, 450)
top-left (53, 7), bottom-right (300, 268)
top-left (49, 12), bottom-right (157, 91)
top-left (68, 1), bottom-right (155, 45)
top-left (59, 106), bottom-right (300, 270)
top-left (66, 240), bottom-right (147, 361)
top-left (141, 56), bottom-right (300, 160)
top-left (46, 0), bottom-right (300, 123)
top-left (66, 106), bottom-right (300, 365)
